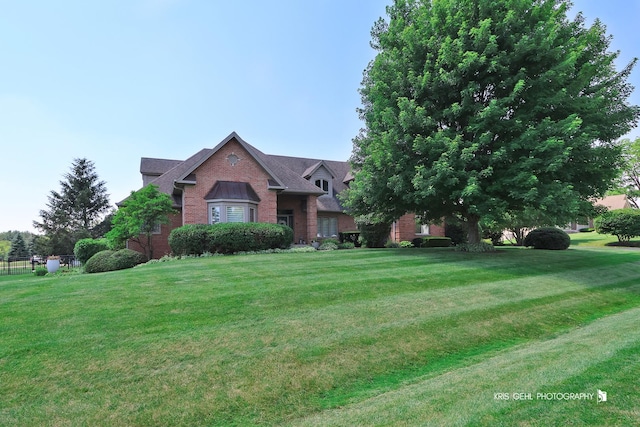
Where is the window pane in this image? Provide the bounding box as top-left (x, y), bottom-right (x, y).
top-left (227, 206), bottom-right (244, 223)
top-left (249, 207), bottom-right (256, 222)
top-left (329, 217), bottom-right (337, 237)
top-left (317, 217), bottom-right (325, 237)
top-left (211, 206), bottom-right (221, 224)
top-left (317, 217), bottom-right (337, 237)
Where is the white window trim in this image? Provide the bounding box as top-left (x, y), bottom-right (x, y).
top-left (415, 224), bottom-right (430, 235)
top-left (310, 168), bottom-right (333, 195)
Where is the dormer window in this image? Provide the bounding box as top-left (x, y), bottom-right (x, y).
top-left (315, 179), bottom-right (329, 192)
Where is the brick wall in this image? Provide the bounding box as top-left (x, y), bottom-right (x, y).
top-left (127, 212), bottom-right (182, 259)
top-left (392, 213), bottom-right (446, 242)
top-left (182, 138), bottom-right (278, 225)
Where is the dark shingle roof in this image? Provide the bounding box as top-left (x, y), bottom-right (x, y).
top-left (140, 157), bottom-right (183, 176)
top-left (137, 132), bottom-right (352, 212)
top-left (204, 181), bottom-right (261, 202)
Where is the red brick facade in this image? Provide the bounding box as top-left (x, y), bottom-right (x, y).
top-left (130, 133), bottom-right (445, 258)
top-left (127, 212), bottom-right (182, 259)
top-left (181, 140), bottom-right (278, 225)
top-left (391, 213), bottom-right (446, 242)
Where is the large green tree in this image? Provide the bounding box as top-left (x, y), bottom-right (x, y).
top-left (34, 158), bottom-right (111, 254)
top-left (345, 0), bottom-right (639, 242)
top-left (106, 184), bottom-right (176, 260)
top-left (617, 137), bottom-right (640, 208)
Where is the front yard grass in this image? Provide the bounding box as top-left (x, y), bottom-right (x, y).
top-left (1, 246), bottom-right (639, 426)
top-left (569, 230), bottom-right (640, 248)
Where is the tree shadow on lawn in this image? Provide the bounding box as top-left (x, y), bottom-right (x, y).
top-left (605, 241), bottom-right (640, 248)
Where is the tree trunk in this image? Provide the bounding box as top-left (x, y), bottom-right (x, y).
top-left (466, 215), bottom-right (481, 244)
top-left (146, 233), bottom-right (153, 261)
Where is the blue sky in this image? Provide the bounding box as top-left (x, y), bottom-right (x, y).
top-left (1, 0), bottom-right (639, 233)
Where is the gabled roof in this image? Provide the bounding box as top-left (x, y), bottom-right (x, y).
top-left (140, 157), bottom-right (183, 176)
top-left (136, 132), bottom-right (353, 210)
top-left (174, 132), bottom-right (287, 190)
top-left (302, 160), bottom-right (337, 180)
top-left (594, 194), bottom-right (632, 210)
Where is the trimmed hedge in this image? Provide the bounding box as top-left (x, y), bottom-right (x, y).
top-left (74, 238), bottom-right (110, 264)
top-left (422, 236), bottom-right (452, 247)
top-left (167, 224), bottom-right (212, 256)
top-left (523, 227), bottom-right (570, 250)
top-left (84, 250), bottom-right (116, 273)
top-left (84, 249), bottom-right (145, 273)
top-left (169, 223), bottom-right (293, 256)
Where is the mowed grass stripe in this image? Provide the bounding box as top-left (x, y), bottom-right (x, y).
top-left (1, 248), bottom-right (640, 426)
top-left (290, 307), bottom-right (640, 427)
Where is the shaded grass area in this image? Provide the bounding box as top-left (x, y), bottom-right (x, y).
top-left (569, 231), bottom-right (640, 248)
top-left (1, 247), bottom-right (640, 425)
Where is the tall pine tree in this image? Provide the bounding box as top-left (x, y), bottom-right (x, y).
top-left (34, 158), bottom-right (111, 254)
top-left (8, 234), bottom-right (29, 260)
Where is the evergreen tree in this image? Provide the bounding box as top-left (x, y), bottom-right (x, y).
top-left (34, 158), bottom-right (111, 253)
top-left (8, 234), bottom-right (29, 260)
top-left (345, 0), bottom-right (639, 242)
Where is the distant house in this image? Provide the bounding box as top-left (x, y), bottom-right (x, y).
top-left (567, 194), bottom-right (633, 231)
top-left (127, 132), bottom-right (444, 257)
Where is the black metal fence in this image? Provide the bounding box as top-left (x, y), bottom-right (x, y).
top-left (0, 255), bottom-right (79, 277)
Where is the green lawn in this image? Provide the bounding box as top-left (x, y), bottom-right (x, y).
top-left (569, 231), bottom-right (618, 247)
top-left (1, 246), bottom-right (639, 426)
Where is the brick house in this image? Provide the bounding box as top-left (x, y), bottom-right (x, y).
top-left (128, 132), bottom-right (444, 257)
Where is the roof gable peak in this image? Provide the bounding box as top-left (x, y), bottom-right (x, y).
top-left (175, 132), bottom-right (286, 189)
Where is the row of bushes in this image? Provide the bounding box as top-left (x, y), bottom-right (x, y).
top-left (84, 249), bottom-right (145, 273)
top-left (169, 223), bottom-right (294, 256)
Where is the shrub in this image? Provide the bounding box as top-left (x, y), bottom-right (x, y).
top-left (74, 238), bottom-right (110, 264)
top-left (337, 242), bottom-right (355, 250)
top-left (579, 227), bottom-right (594, 233)
top-left (339, 231), bottom-right (361, 247)
top-left (595, 209), bottom-right (640, 242)
top-left (482, 228), bottom-right (504, 246)
top-left (110, 249), bottom-right (145, 270)
top-left (84, 250), bottom-right (116, 273)
top-left (208, 223), bottom-right (293, 254)
top-left (318, 241), bottom-right (338, 251)
top-left (34, 267), bottom-right (48, 276)
top-left (384, 240), bottom-right (401, 248)
top-left (356, 217), bottom-right (392, 248)
top-left (168, 224), bottom-right (212, 256)
top-left (412, 237), bottom-right (424, 248)
top-left (399, 240), bottom-right (414, 248)
top-left (454, 242), bottom-right (497, 252)
top-left (321, 238), bottom-right (340, 246)
top-left (84, 249), bottom-right (144, 273)
top-left (170, 223), bottom-right (293, 255)
top-left (422, 236), bottom-right (452, 247)
top-left (523, 227), bottom-right (570, 250)
top-left (289, 246), bottom-right (318, 253)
